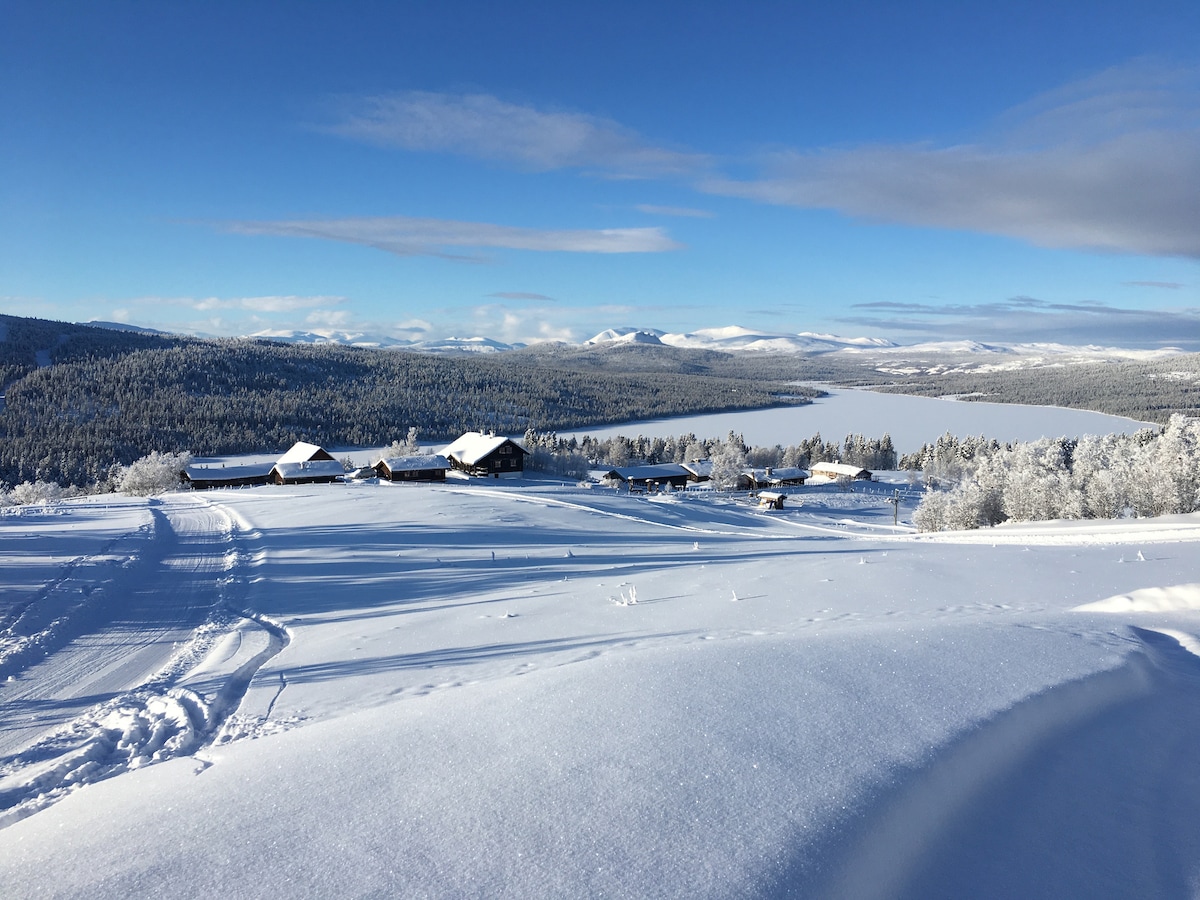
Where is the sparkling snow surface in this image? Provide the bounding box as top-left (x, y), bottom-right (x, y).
top-left (2, 477), bottom-right (1200, 898)
top-left (564, 386), bottom-right (1151, 452)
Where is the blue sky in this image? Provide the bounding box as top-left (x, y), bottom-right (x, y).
top-left (3, 1), bottom-right (1199, 348)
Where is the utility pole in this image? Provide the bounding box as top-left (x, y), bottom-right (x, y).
top-left (887, 489), bottom-right (901, 526)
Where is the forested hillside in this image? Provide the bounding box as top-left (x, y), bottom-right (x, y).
top-left (0, 316), bottom-right (806, 487)
top-left (523, 341), bottom-right (1200, 423)
top-left (864, 360), bottom-right (1200, 423)
top-left (0, 314), bottom-right (189, 392)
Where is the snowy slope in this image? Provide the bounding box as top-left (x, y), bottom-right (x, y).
top-left (2, 481), bottom-right (1200, 897)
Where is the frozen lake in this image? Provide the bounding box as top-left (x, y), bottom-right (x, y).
top-left (563, 387), bottom-right (1152, 453)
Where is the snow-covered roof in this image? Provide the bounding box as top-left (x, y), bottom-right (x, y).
top-left (442, 433), bottom-right (526, 466)
top-left (680, 460), bottom-right (712, 478)
top-left (377, 455), bottom-right (451, 472)
top-left (183, 463), bottom-right (272, 481)
top-left (810, 462), bottom-right (871, 478)
top-left (271, 459), bottom-right (345, 480)
top-left (276, 441), bottom-right (332, 465)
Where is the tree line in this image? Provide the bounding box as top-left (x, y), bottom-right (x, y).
top-left (521, 428), bottom-right (897, 480)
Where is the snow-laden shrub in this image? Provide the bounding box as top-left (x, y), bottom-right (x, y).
top-left (913, 489), bottom-right (950, 532)
top-left (8, 480), bottom-right (65, 505)
top-left (117, 451), bottom-right (193, 496)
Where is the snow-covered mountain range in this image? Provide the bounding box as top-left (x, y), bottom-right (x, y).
top-left (583, 325), bottom-right (896, 354)
top-left (579, 326), bottom-right (1186, 360)
top-left (86, 320), bottom-right (1187, 360)
top-left (245, 329), bottom-right (515, 354)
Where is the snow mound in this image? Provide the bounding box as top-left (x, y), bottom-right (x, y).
top-left (0, 688), bottom-right (210, 827)
top-left (1073, 583), bottom-right (1200, 613)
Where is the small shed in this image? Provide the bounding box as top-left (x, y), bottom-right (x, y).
top-left (603, 464), bottom-right (691, 492)
top-left (757, 490), bottom-right (787, 510)
top-left (374, 454), bottom-right (451, 482)
top-left (270, 442), bottom-right (344, 485)
top-left (443, 433), bottom-right (528, 478)
top-left (810, 462), bottom-right (873, 482)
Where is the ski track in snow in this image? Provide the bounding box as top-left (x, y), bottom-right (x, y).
top-left (0, 496), bottom-right (289, 826)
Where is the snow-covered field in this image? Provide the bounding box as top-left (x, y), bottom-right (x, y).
top-left (3, 475), bottom-right (1200, 897)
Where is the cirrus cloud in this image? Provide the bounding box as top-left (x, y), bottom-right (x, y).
top-left (190, 295), bottom-right (347, 313)
top-left (320, 90), bottom-right (710, 179)
top-left (702, 62), bottom-right (1200, 259)
top-left (488, 292), bottom-right (558, 302)
top-left (634, 204), bottom-right (716, 218)
top-left (226, 215), bottom-right (682, 261)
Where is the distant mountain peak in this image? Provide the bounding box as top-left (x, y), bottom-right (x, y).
top-left (249, 328), bottom-right (416, 349)
top-left (585, 328), bottom-right (666, 345)
top-left (655, 326), bottom-right (897, 354)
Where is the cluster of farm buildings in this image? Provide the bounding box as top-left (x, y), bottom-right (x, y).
top-left (182, 431), bottom-right (874, 495)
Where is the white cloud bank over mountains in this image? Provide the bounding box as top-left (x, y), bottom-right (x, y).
top-left (701, 61), bottom-right (1200, 258)
top-left (242, 322), bottom-right (1187, 361)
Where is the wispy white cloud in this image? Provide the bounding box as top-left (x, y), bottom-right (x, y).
top-left (701, 61), bottom-right (1200, 258)
top-left (460, 298), bottom-right (670, 345)
top-left (304, 308), bottom-right (353, 328)
top-left (1123, 280), bottom-right (1185, 289)
top-left (227, 215), bottom-right (681, 260)
top-left (145, 295), bottom-right (348, 313)
top-left (465, 302), bottom-right (579, 345)
top-left (394, 318), bottom-right (434, 337)
top-left (488, 291), bottom-right (558, 302)
top-left (837, 296), bottom-right (1200, 349)
top-left (635, 204), bottom-right (716, 218)
top-left (321, 90), bottom-right (710, 178)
